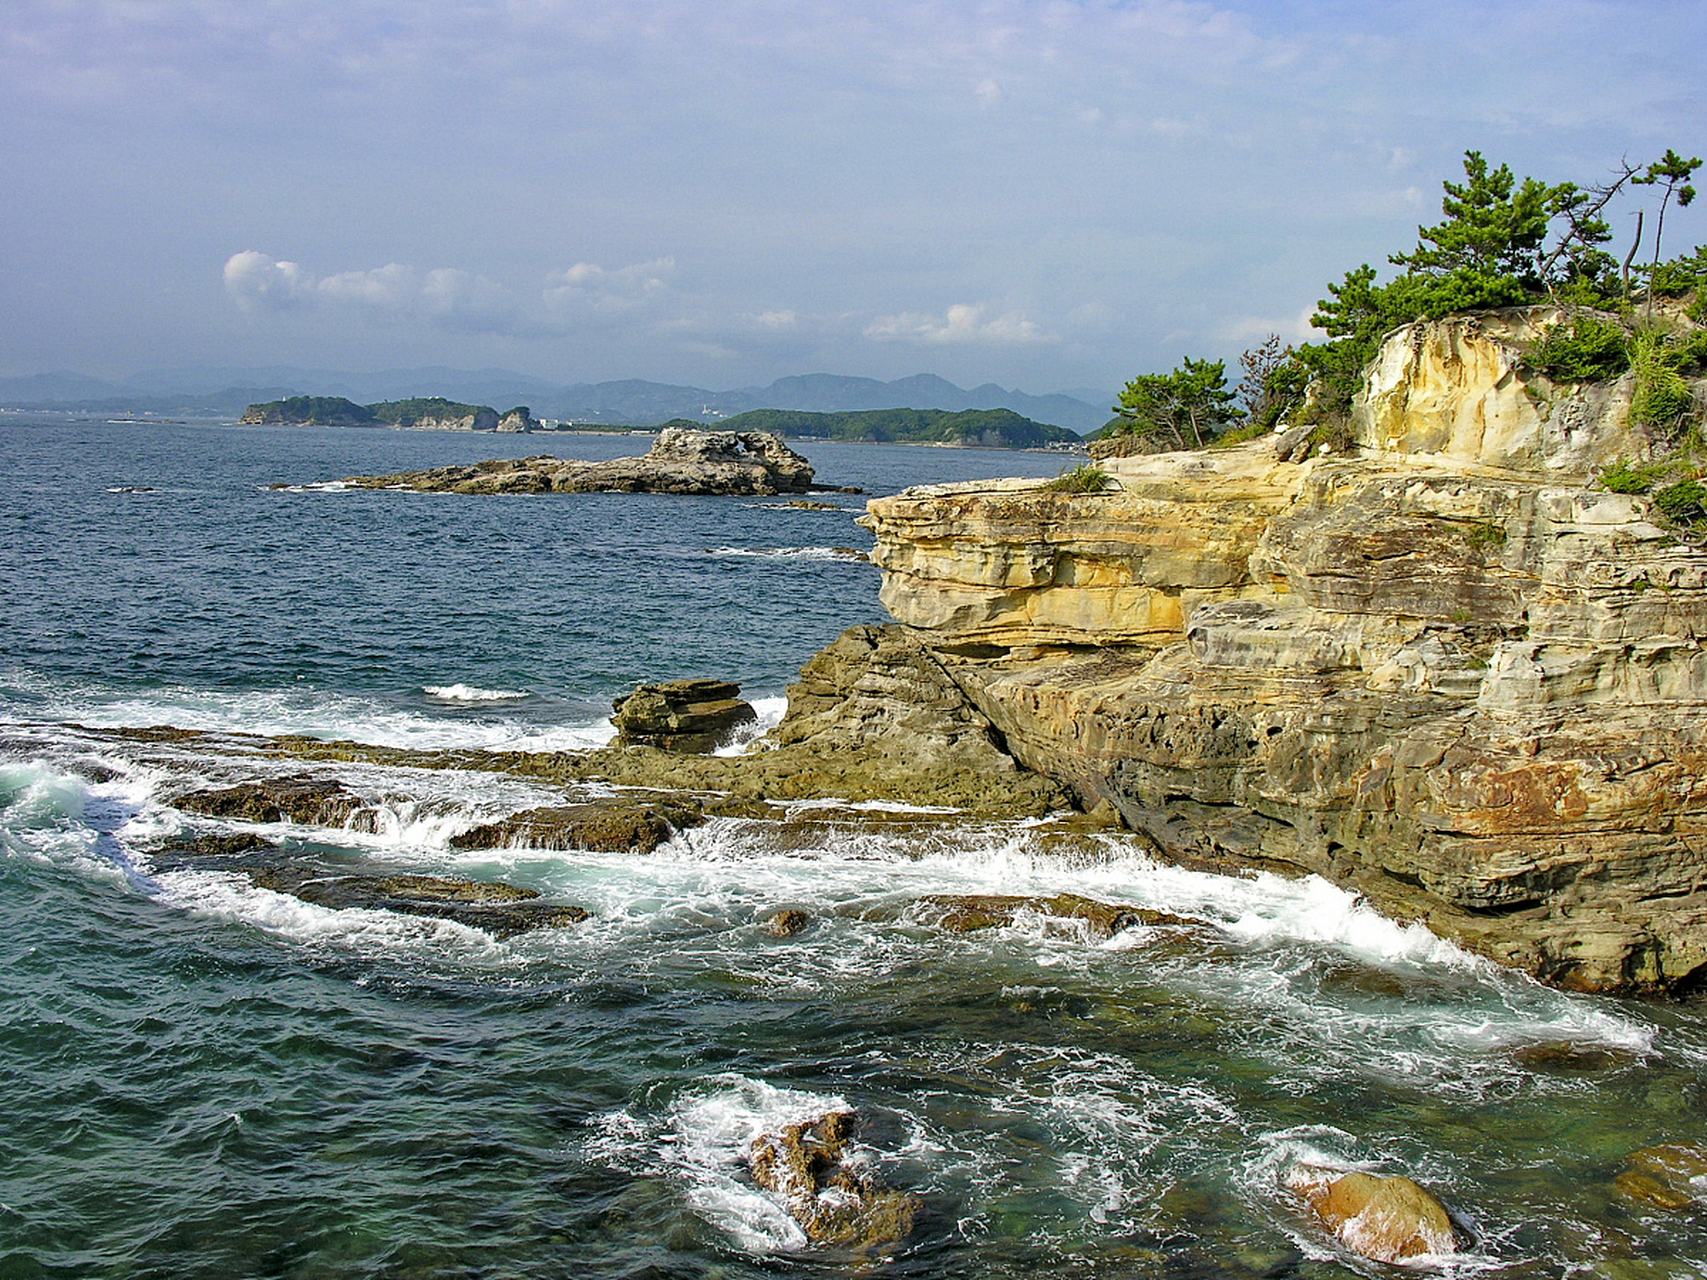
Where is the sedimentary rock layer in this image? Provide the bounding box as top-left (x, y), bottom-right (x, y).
top-left (861, 308), bottom-right (1707, 994)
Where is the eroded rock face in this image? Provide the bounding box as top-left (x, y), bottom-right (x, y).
top-left (1288, 1167), bottom-right (1459, 1263)
top-left (748, 1111), bottom-right (920, 1252)
top-left (860, 309), bottom-right (1707, 994)
top-left (611, 678), bottom-right (756, 752)
top-left (331, 429), bottom-right (821, 496)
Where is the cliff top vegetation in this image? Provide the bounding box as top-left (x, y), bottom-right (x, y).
top-left (1104, 148), bottom-right (1704, 457)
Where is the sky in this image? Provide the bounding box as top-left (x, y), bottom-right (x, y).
top-left (2, 1), bottom-right (1704, 397)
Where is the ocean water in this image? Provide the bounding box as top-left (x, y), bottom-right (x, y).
top-left (3, 418), bottom-right (1706, 1280)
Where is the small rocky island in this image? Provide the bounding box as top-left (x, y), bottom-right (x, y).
top-left (307, 427), bottom-right (846, 496)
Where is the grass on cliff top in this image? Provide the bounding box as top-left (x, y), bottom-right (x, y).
top-left (1042, 464), bottom-right (1111, 494)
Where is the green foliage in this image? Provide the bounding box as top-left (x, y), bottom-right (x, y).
top-left (244, 396), bottom-right (377, 425)
top-left (1108, 357), bottom-right (1242, 449)
top-left (1042, 464), bottom-right (1109, 494)
top-left (1648, 245), bottom-right (1707, 298)
top-left (1526, 313), bottom-right (1632, 382)
top-left (1599, 459), bottom-right (1671, 494)
top-left (1630, 331), bottom-right (1698, 435)
top-left (368, 397), bottom-right (493, 427)
top-left (1236, 334), bottom-right (1295, 426)
top-left (1652, 478), bottom-right (1707, 526)
top-left (1207, 420), bottom-right (1273, 449)
top-left (1390, 152), bottom-right (1557, 290)
top-left (1464, 520), bottom-right (1507, 548)
top-left (687, 407), bottom-right (1079, 449)
top-left (1634, 150), bottom-right (1701, 301)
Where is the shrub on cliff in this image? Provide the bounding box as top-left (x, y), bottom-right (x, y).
top-left (1106, 357), bottom-right (1242, 450)
top-left (1526, 314), bottom-right (1633, 382)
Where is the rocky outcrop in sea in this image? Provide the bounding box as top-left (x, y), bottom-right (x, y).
top-left (326, 427), bottom-right (829, 496)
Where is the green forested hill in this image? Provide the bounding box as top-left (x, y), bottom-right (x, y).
top-left (661, 406), bottom-right (1081, 448)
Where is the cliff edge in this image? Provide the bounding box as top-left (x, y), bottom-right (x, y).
top-left (861, 307), bottom-right (1707, 994)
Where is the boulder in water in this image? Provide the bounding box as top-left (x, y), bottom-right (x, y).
top-left (1288, 1166), bottom-right (1459, 1263)
top-left (611, 678), bottom-right (757, 753)
top-left (761, 908), bottom-right (811, 937)
top-left (748, 1110), bottom-right (919, 1252)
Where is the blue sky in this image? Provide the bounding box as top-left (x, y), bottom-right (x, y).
top-left (2, 0), bottom-right (1702, 395)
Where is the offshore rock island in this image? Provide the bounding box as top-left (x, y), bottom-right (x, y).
top-left (310, 427), bottom-right (845, 497)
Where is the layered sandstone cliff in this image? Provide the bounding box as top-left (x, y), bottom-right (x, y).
top-left (861, 307), bottom-right (1707, 994)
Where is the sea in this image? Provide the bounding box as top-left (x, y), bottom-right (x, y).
top-left (3, 416), bottom-right (1705, 1280)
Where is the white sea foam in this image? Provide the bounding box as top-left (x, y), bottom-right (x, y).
top-left (4, 676), bottom-right (614, 753)
top-left (712, 695), bottom-right (787, 755)
top-left (423, 683), bottom-right (530, 702)
top-left (666, 1075), bottom-right (855, 1253)
top-left (704, 545), bottom-right (869, 561)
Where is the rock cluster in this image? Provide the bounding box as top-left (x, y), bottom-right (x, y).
top-left (748, 1110), bottom-right (919, 1252)
top-left (450, 795), bottom-right (702, 852)
top-left (860, 306), bottom-right (1707, 994)
top-left (914, 892), bottom-right (1191, 938)
top-left (611, 678), bottom-right (757, 752)
top-left (329, 428), bottom-right (824, 496)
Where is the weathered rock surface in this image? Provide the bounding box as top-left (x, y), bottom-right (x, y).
top-left (761, 907), bottom-right (811, 937)
top-left (173, 776), bottom-right (365, 827)
top-left (449, 795), bottom-right (702, 852)
top-left (495, 407), bottom-right (537, 433)
top-left (611, 678), bottom-right (757, 752)
top-left (1288, 1166), bottom-right (1460, 1263)
top-left (914, 892), bottom-right (1192, 937)
top-left (860, 306), bottom-right (1707, 994)
top-left (331, 428), bottom-right (823, 496)
top-left (748, 1110), bottom-right (920, 1252)
top-left (251, 868), bottom-right (589, 937)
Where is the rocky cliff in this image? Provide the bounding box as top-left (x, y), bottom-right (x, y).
top-left (860, 307), bottom-right (1707, 994)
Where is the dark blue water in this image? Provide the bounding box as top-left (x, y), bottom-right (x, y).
top-left (4, 418), bottom-right (1706, 1280)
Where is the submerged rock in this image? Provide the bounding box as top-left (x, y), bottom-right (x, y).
top-left (914, 892), bottom-right (1191, 938)
top-left (173, 776), bottom-right (364, 827)
top-left (327, 428), bottom-right (825, 496)
top-left (761, 908), bottom-right (811, 937)
top-left (1288, 1166), bottom-right (1460, 1263)
top-left (249, 868), bottom-right (588, 938)
top-left (449, 795), bottom-right (703, 853)
top-left (748, 1110), bottom-right (920, 1252)
top-left (1615, 1143), bottom-right (1707, 1211)
top-left (611, 678), bottom-right (757, 753)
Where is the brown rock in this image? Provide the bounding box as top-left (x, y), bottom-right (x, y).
top-left (449, 796), bottom-right (702, 853)
top-left (915, 892), bottom-right (1191, 938)
top-left (762, 908), bottom-right (811, 937)
top-left (1290, 1167), bottom-right (1459, 1263)
top-left (749, 1111), bottom-right (919, 1252)
top-left (611, 678), bottom-right (757, 753)
top-left (174, 776), bottom-right (364, 827)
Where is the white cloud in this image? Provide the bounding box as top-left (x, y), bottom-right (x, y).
top-left (864, 303), bottom-right (1055, 346)
top-left (222, 252), bottom-right (520, 333)
top-left (542, 258), bottom-right (675, 314)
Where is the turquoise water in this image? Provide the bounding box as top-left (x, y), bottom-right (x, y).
top-left (3, 420), bottom-right (1706, 1279)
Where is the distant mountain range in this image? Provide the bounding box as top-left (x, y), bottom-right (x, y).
top-left (0, 366), bottom-right (1114, 434)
